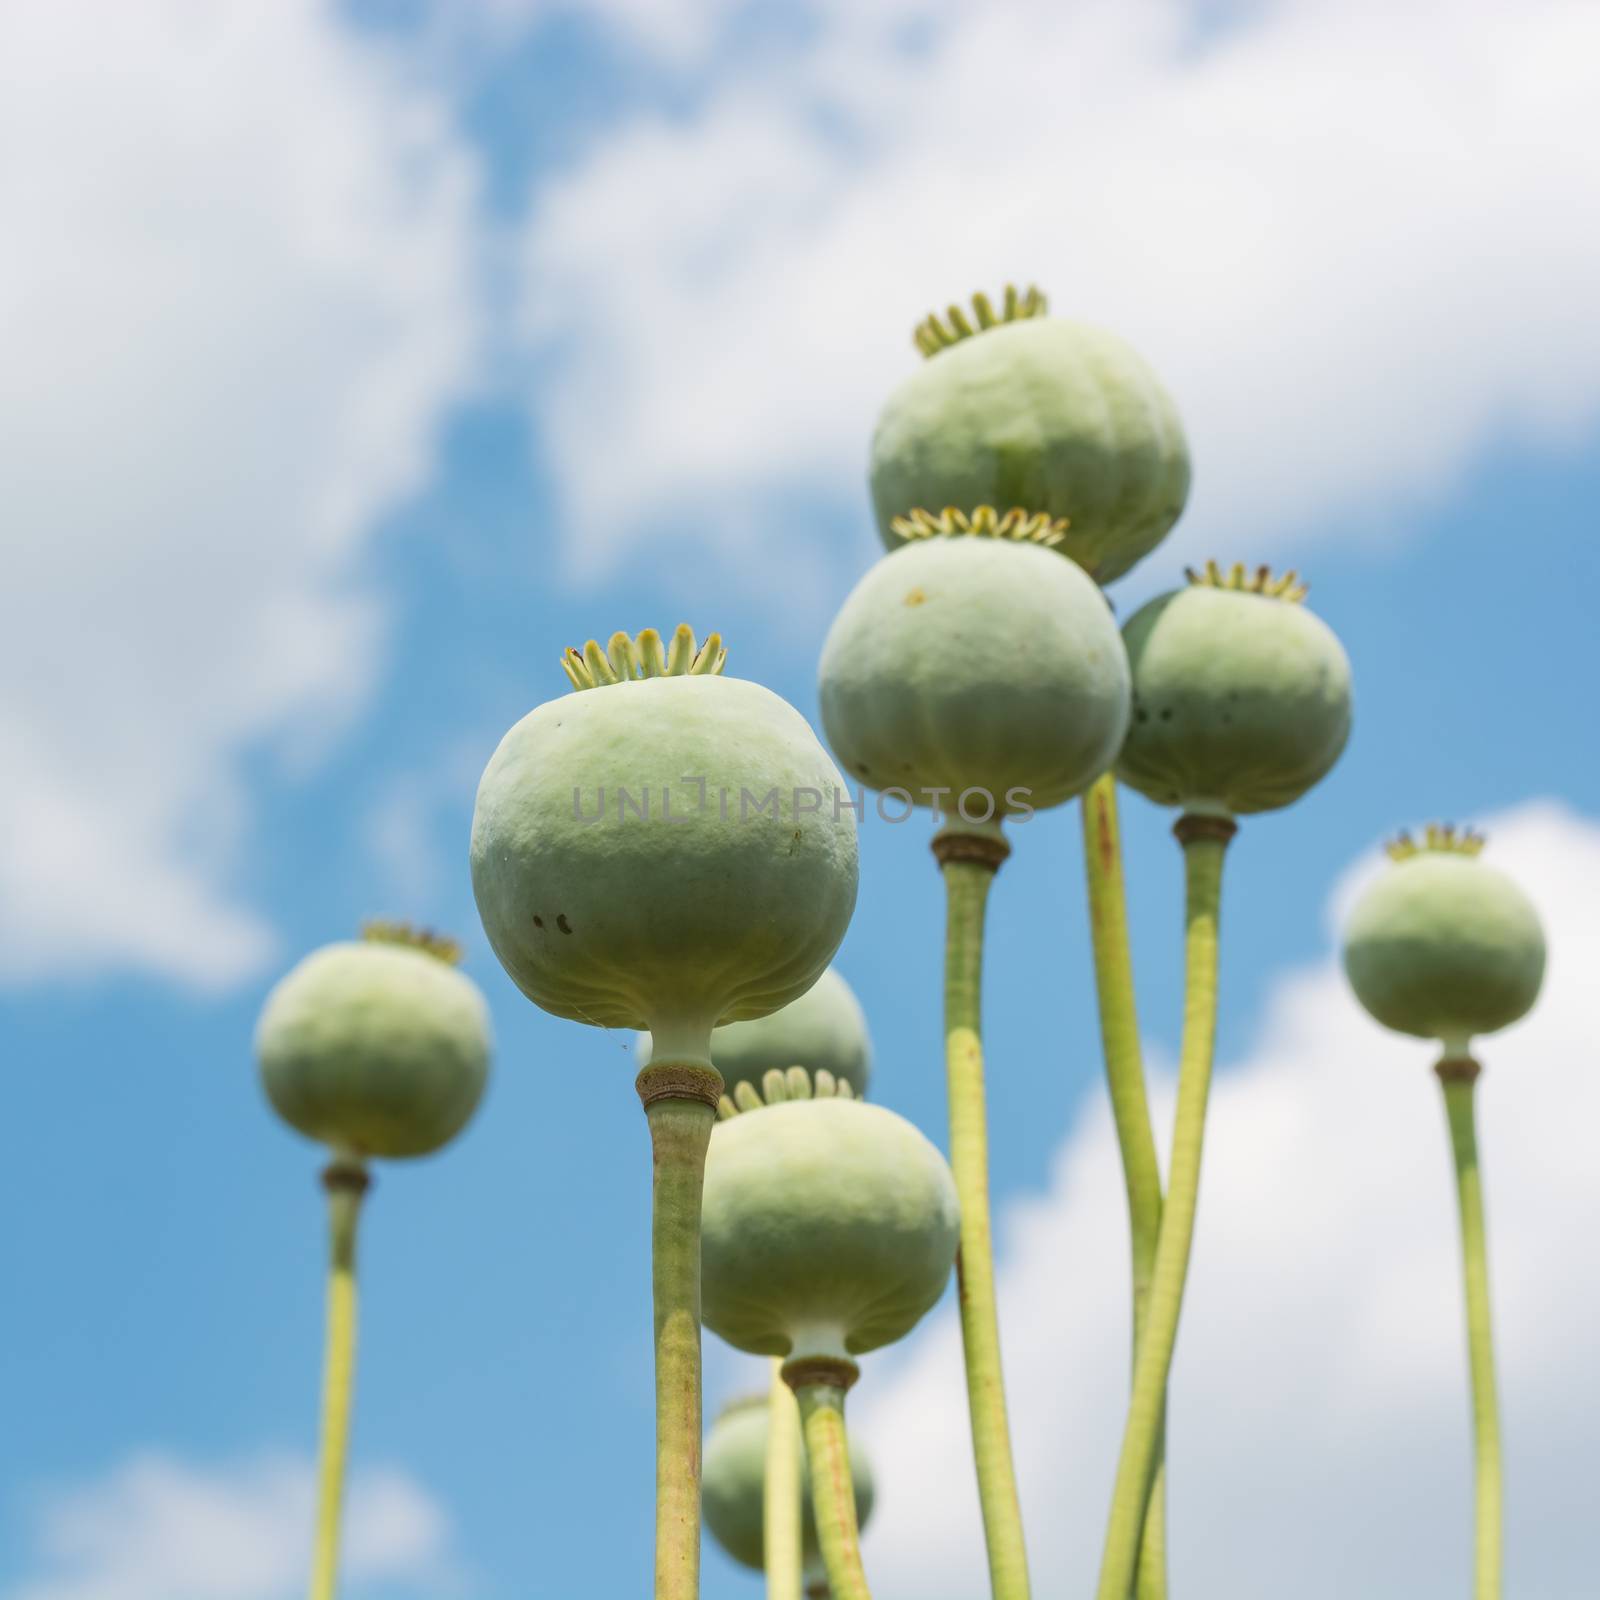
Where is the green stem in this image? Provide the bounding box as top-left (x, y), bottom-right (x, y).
top-left (765, 1357), bottom-right (804, 1600)
top-left (794, 1383), bottom-right (872, 1600)
top-left (941, 844), bottom-right (1031, 1600)
top-left (1095, 818), bottom-right (1233, 1600)
top-left (1081, 774), bottom-right (1167, 1600)
top-left (640, 1068), bottom-right (720, 1600)
top-left (1439, 1061), bottom-right (1502, 1600)
top-left (309, 1160), bottom-right (368, 1600)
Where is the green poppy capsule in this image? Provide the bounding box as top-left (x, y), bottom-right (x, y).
top-left (871, 287), bottom-right (1191, 584)
top-left (700, 1078), bottom-right (960, 1367)
top-left (819, 519), bottom-right (1131, 820)
top-left (701, 1394), bottom-right (876, 1574)
top-left (470, 626), bottom-right (859, 1068)
top-left (255, 924), bottom-right (490, 1160)
top-left (1116, 562), bottom-right (1352, 817)
top-left (1342, 825), bottom-right (1545, 1054)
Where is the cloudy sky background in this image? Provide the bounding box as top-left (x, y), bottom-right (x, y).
top-left (1, 1), bottom-right (1596, 1596)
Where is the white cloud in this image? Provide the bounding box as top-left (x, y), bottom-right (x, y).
top-left (0, 0), bottom-right (479, 987)
top-left (458, 0), bottom-right (743, 67)
top-left (852, 798), bottom-right (1600, 1599)
top-left (518, 0), bottom-right (1600, 593)
top-left (9, 1451), bottom-right (453, 1600)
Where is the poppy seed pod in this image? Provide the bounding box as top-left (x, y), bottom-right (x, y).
top-left (639, 966), bottom-right (873, 1099)
top-left (819, 517), bottom-right (1131, 820)
top-left (871, 288), bottom-right (1190, 584)
top-left (1343, 825), bottom-right (1545, 1053)
top-left (470, 626), bottom-right (859, 1068)
top-left (255, 924), bottom-right (490, 1160)
top-left (701, 1394), bottom-right (876, 1574)
top-left (700, 1078), bottom-right (960, 1367)
top-left (1116, 562), bottom-right (1352, 817)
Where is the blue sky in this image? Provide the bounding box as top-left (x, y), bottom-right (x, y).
top-left (2, 2), bottom-right (1598, 1598)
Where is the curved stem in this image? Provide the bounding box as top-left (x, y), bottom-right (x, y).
top-left (942, 851), bottom-right (1031, 1600)
top-left (1095, 819), bottom-right (1232, 1600)
top-left (1438, 1062), bottom-right (1502, 1600)
top-left (794, 1383), bottom-right (872, 1600)
top-left (641, 1078), bottom-right (719, 1600)
top-left (1081, 775), bottom-right (1168, 1600)
top-left (765, 1358), bottom-right (804, 1600)
top-left (309, 1161), bottom-right (367, 1600)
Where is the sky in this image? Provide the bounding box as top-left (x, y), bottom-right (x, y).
top-left (0, 0), bottom-right (1597, 1596)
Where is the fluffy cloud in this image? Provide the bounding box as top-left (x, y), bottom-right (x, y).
top-left (458, 0), bottom-right (744, 67)
top-left (8, 1452), bottom-right (452, 1600)
top-left (852, 798), bottom-right (1599, 1599)
top-left (0, 0), bottom-right (478, 987)
top-left (519, 0), bottom-right (1600, 591)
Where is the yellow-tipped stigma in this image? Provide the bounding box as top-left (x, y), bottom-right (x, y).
top-left (1386, 823), bottom-right (1488, 862)
top-left (715, 1067), bottom-right (858, 1119)
top-left (562, 624), bottom-right (727, 690)
top-left (890, 504), bottom-right (1070, 550)
top-left (360, 920), bottom-right (463, 965)
top-left (914, 285), bottom-right (1048, 357)
top-left (1184, 559), bottom-right (1309, 603)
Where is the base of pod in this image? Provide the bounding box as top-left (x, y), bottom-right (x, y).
top-left (636, 1062), bottom-right (725, 1110)
top-left (782, 1355), bottom-right (861, 1394)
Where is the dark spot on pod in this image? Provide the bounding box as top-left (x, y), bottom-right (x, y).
top-left (557, 914), bottom-right (573, 934)
top-left (532, 915), bottom-right (544, 929)
top-left (1159, 709), bottom-right (1173, 722)
top-left (1135, 709), bottom-right (1149, 724)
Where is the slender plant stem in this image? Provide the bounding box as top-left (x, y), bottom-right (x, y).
top-left (940, 842), bottom-right (1031, 1600)
top-left (1095, 818), bottom-right (1233, 1600)
top-left (1438, 1061), bottom-right (1502, 1600)
top-left (1081, 774), bottom-right (1168, 1600)
top-left (765, 1357), bottom-right (804, 1600)
top-left (793, 1383), bottom-right (872, 1600)
top-left (309, 1160), bottom-right (368, 1600)
top-left (640, 1066), bottom-right (720, 1600)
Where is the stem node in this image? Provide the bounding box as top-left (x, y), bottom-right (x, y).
top-left (781, 1355), bottom-right (860, 1393)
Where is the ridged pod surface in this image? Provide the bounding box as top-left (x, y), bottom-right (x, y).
top-left (470, 629), bottom-right (859, 1065)
top-left (701, 1395), bottom-right (876, 1572)
top-left (871, 293), bottom-right (1190, 584)
top-left (1343, 833), bottom-right (1545, 1049)
top-left (701, 1096), bottom-right (959, 1364)
top-left (639, 967), bottom-right (873, 1098)
top-left (256, 936), bottom-right (490, 1159)
top-left (1116, 567), bottom-right (1352, 816)
top-left (819, 534), bottom-right (1130, 817)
